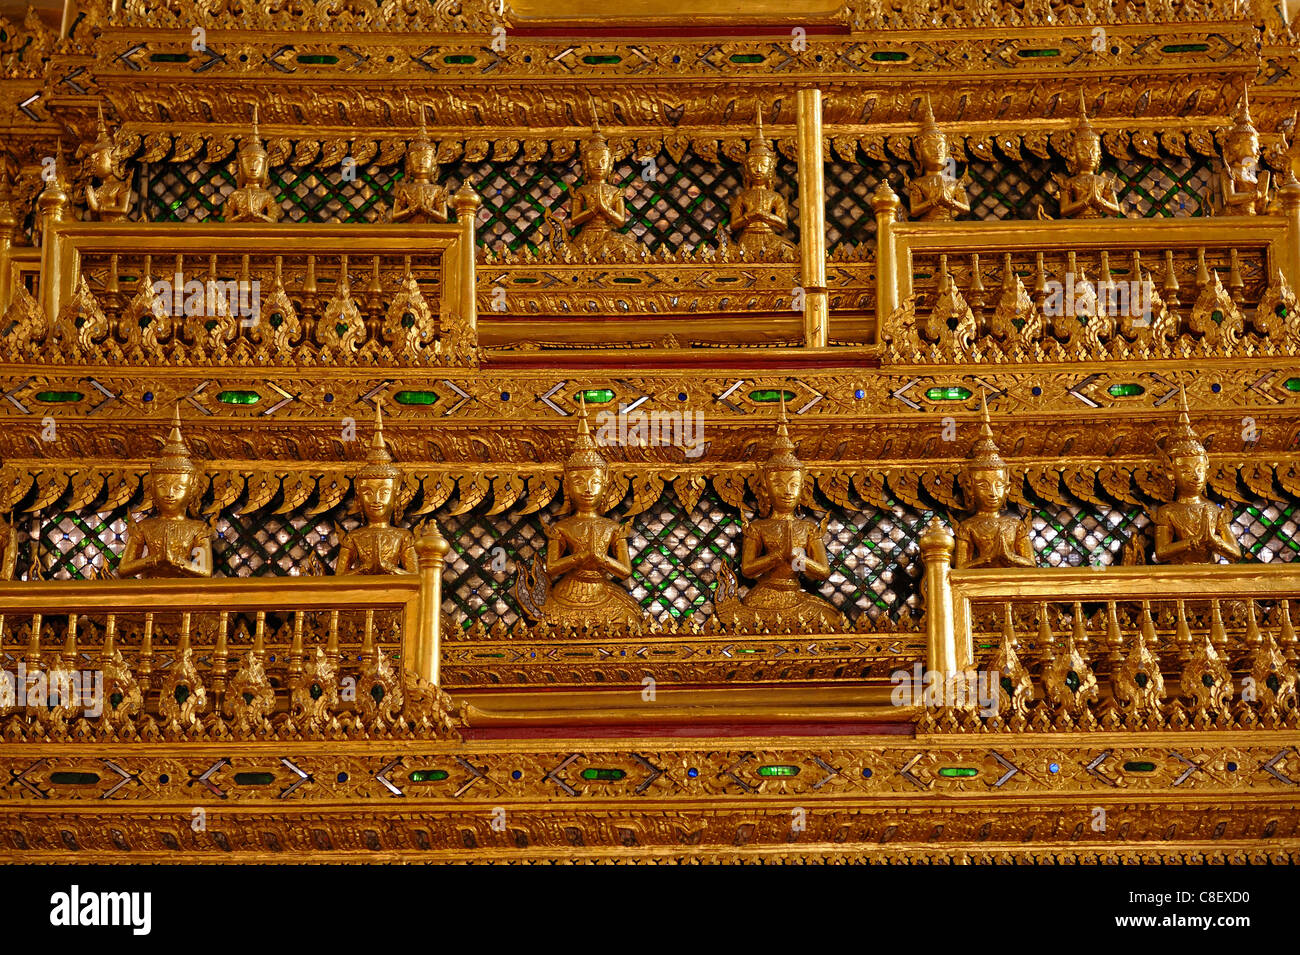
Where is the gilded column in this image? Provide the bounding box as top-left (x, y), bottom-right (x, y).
top-left (414, 522), bottom-right (451, 686)
top-left (453, 182), bottom-right (481, 344)
top-left (796, 89), bottom-right (828, 348)
top-left (871, 181), bottom-right (902, 338)
top-left (37, 159), bottom-right (70, 321)
top-left (919, 517), bottom-right (966, 677)
top-left (1278, 169), bottom-right (1300, 289)
top-left (0, 183), bottom-right (14, 313)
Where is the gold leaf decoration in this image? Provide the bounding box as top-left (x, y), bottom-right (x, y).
top-left (519, 472), bottom-right (561, 515)
top-left (674, 474), bottom-right (706, 513)
top-left (488, 473), bottom-right (526, 515)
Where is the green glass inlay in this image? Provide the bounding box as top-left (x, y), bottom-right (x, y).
top-left (394, 390), bottom-right (440, 406)
top-left (925, 386), bottom-right (972, 401)
top-left (729, 53), bottom-right (765, 63)
top-left (583, 54), bottom-right (622, 64)
top-left (233, 772), bottom-right (276, 786)
top-left (938, 767), bottom-right (979, 778)
top-left (1065, 670), bottom-right (1081, 692)
top-left (35, 391), bottom-right (83, 403)
top-left (149, 52), bottom-right (190, 63)
top-left (581, 768), bottom-right (626, 781)
top-left (410, 769), bottom-right (450, 782)
top-left (217, 390), bottom-right (260, 405)
top-left (50, 772), bottom-right (100, 785)
top-left (1107, 383), bottom-right (1145, 398)
top-left (757, 765), bottom-right (800, 777)
top-left (1123, 761), bottom-right (1157, 773)
top-left (870, 51), bottom-right (909, 61)
top-left (174, 685), bottom-right (189, 705)
top-left (1210, 309), bottom-right (1225, 325)
top-left (297, 54), bottom-right (339, 65)
top-left (1017, 48), bottom-right (1060, 57)
top-left (444, 54), bottom-right (476, 64)
top-left (749, 389), bottom-right (797, 403)
top-left (1162, 43), bottom-right (1209, 53)
top-left (578, 389), bottom-right (615, 404)
top-left (1276, 304), bottom-right (1288, 319)
top-left (1285, 377), bottom-right (1300, 392)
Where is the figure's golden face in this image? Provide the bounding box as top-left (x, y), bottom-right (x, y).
top-left (1076, 134), bottom-right (1101, 172)
top-left (566, 465), bottom-right (605, 510)
top-left (239, 149), bottom-right (267, 184)
top-left (746, 149), bottom-right (775, 184)
top-left (965, 466), bottom-right (1008, 513)
top-left (152, 470), bottom-right (193, 516)
top-left (88, 146), bottom-right (114, 179)
top-left (407, 144), bottom-right (437, 179)
top-left (357, 478), bottom-right (396, 523)
top-left (917, 132), bottom-right (947, 172)
top-left (584, 146), bottom-right (612, 181)
top-left (1172, 453), bottom-right (1208, 496)
top-left (766, 468), bottom-right (802, 512)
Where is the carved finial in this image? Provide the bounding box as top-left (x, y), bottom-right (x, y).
top-left (766, 391), bottom-right (801, 469)
top-left (921, 92), bottom-right (937, 128)
top-left (566, 392), bottom-right (606, 470)
top-left (1076, 90), bottom-right (1096, 137)
top-left (1161, 383), bottom-right (1205, 460)
top-left (95, 101), bottom-right (110, 143)
top-left (964, 389), bottom-right (1005, 470)
top-left (154, 404), bottom-right (198, 476)
top-left (357, 401), bottom-right (400, 480)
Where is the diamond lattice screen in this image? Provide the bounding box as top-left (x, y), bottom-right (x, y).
top-left (140, 149), bottom-right (1213, 253)
top-left (21, 489), bottom-right (1299, 625)
top-left (1105, 155), bottom-right (1214, 217)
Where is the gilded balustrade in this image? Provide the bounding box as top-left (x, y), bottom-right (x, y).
top-left (876, 213), bottom-right (1300, 361)
top-left (3, 219), bottom-right (479, 367)
top-left (0, 555), bottom-right (455, 738)
top-left (922, 533), bottom-right (1300, 726)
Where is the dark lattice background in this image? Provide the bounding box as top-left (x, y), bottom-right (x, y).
top-left (18, 487), bottom-right (1298, 628)
top-left (136, 147), bottom-right (1210, 255)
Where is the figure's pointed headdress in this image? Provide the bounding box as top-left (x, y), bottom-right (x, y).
top-left (240, 104), bottom-right (268, 163)
top-left (1074, 90), bottom-right (1099, 143)
top-left (966, 392), bottom-right (1006, 470)
top-left (1160, 384), bottom-right (1207, 460)
top-left (764, 393), bottom-right (802, 470)
top-left (94, 101), bottom-right (113, 151)
top-left (582, 95), bottom-right (609, 160)
top-left (1228, 89), bottom-right (1258, 143)
top-left (750, 104), bottom-right (774, 158)
top-left (919, 93), bottom-right (940, 135)
top-left (153, 405), bottom-right (200, 476)
top-left (357, 403), bottom-right (401, 481)
top-left (566, 393), bottom-right (607, 470)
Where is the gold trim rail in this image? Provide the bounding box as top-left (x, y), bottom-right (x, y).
top-left (923, 517), bottom-right (1300, 676)
top-left (875, 213), bottom-right (1294, 327)
top-left (0, 536), bottom-right (450, 709)
top-left (21, 219), bottom-right (478, 346)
